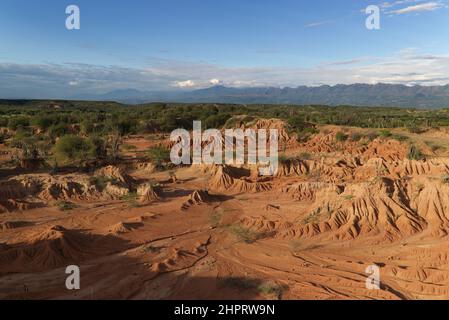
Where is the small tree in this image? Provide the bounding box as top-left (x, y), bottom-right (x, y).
top-left (53, 135), bottom-right (96, 166)
top-left (407, 145), bottom-right (425, 161)
top-left (147, 146), bottom-right (171, 169)
top-left (336, 131), bottom-right (348, 142)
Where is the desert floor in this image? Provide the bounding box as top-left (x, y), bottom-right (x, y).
top-left (2, 122), bottom-right (449, 300)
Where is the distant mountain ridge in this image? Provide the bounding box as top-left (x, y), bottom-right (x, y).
top-left (84, 84), bottom-right (449, 108)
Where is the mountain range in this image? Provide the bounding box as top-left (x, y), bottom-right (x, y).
top-left (78, 84), bottom-right (449, 108)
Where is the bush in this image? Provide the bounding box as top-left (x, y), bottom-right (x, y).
top-left (365, 132), bottom-right (379, 141)
top-left (391, 134), bottom-right (408, 142)
top-left (88, 136), bottom-right (107, 160)
top-left (53, 135), bottom-right (97, 166)
top-left (407, 124), bottom-right (425, 134)
top-left (257, 281), bottom-right (288, 299)
top-left (0, 117), bottom-right (8, 127)
top-left (31, 115), bottom-right (54, 131)
top-left (336, 131), bottom-right (348, 142)
top-left (122, 144), bottom-right (137, 151)
top-left (287, 116), bottom-right (319, 141)
top-left (57, 201), bottom-right (78, 211)
top-left (110, 117), bottom-right (139, 136)
top-left (278, 154), bottom-right (290, 164)
top-left (407, 145), bottom-right (425, 161)
top-left (204, 113), bottom-right (230, 129)
top-left (229, 225), bottom-right (259, 244)
top-left (89, 175), bottom-right (118, 191)
top-left (48, 123), bottom-right (70, 139)
top-left (350, 132), bottom-right (362, 142)
top-left (8, 116), bottom-right (29, 130)
top-left (379, 130), bottom-right (392, 138)
top-left (147, 146), bottom-right (171, 169)
top-left (80, 119), bottom-right (96, 135)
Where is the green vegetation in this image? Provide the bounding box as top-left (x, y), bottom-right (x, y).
top-left (288, 116), bottom-right (319, 141)
top-left (442, 176), bottom-right (449, 184)
top-left (210, 208), bottom-right (224, 228)
top-left (89, 175), bottom-right (119, 191)
top-left (391, 134), bottom-right (409, 142)
top-left (379, 129), bottom-right (392, 138)
top-left (302, 211), bottom-right (321, 224)
top-left (229, 225), bottom-right (259, 244)
top-left (53, 135), bottom-right (99, 166)
top-left (122, 144), bottom-right (137, 151)
top-left (146, 146), bottom-right (171, 169)
top-left (257, 281), bottom-right (288, 299)
top-left (350, 132), bottom-right (363, 142)
top-left (278, 154), bottom-right (290, 165)
top-left (56, 201), bottom-right (78, 211)
top-left (2, 100), bottom-right (449, 171)
top-left (407, 145), bottom-right (425, 161)
top-left (221, 277), bottom-right (287, 299)
top-left (120, 191), bottom-right (140, 207)
top-left (336, 131), bottom-right (348, 142)
top-left (299, 152), bottom-right (312, 160)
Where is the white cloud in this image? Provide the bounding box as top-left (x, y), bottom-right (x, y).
top-left (2, 49), bottom-right (449, 99)
top-left (173, 79), bottom-right (196, 88)
top-left (209, 78), bottom-right (222, 85)
top-left (380, 0), bottom-right (422, 9)
top-left (387, 1), bottom-right (445, 14)
top-left (305, 20), bottom-right (334, 28)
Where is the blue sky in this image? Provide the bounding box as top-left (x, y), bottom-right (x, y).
top-left (0, 0), bottom-right (448, 98)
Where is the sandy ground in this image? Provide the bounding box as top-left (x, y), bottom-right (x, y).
top-left (2, 125), bottom-right (449, 300)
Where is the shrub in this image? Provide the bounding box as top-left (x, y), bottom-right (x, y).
top-left (407, 124), bottom-right (425, 134)
top-left (88, 136), bottom-right (107, 160)
top-left (287, 116), bottom-right (319, 141)
top-left (391, 134), bottom-right (408, 142)
top-left (53, 135), bottom-right (97, 166)
top-left (229, 225), bottom-right (259, 244)
top-left (80, 119), bottom-right (96, 135)
top-left (0, 117), bottom-right (9, 127)
top-left (48, 123), bottom-right (70, 139)
top-left (299, 152), bottom-right (312, 160)
top-left (257, 281), bottom-right (288, 299)
top-left (365, 131), bottom-right (379, 141)
top-left (89, 175), bottom-right (118, 191)
top-left (204, 113), bottom-right (230, 129)
top-left (147, 146), bottom-right (171, 169)
top-left (120, 192), bottom-right (140, 207)
top-left (210, 208), bottom-right (224, 228)
top-left (31, 115), bottom-right (54, 131)
top-left (336, 131), bottom-right (348, 142)
top-left (57, 201), bottom-right (78, 211)
top-left (350, 132), bottom-right (363, 142)
top-left (8, 116), bottom-right (29, 130)
top-left (278, 154), bottom-right (290, 164)
top-left (379, 130), bottom-right (392, 138)
top-left (407, 145), bottom-right (425, 161)
top-left (122, 144), bottom-right (137, 151)
top-left (302, 211), bottom-right (320, 224)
